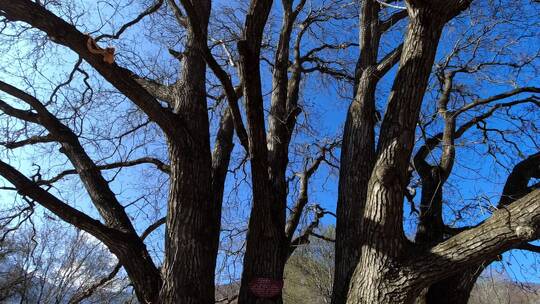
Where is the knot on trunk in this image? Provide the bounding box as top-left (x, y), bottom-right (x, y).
top-left (515, 225), bottom-right (536, 241)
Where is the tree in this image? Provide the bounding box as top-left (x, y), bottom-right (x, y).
top-left (0, 0), bottom-right (538, 304)
top-left (0, 218), bottom-right (133, 303)
top-left (283, 227), bottom-right (335, 304)
top-left (0, 0), bottom-right (342, 303)
top-left (334, 1), bottom-right (540, 303)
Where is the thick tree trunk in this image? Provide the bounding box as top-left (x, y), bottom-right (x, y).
top-left (160, 4), bottom-right (220, 302)
top-left (332, 70), bottom-right (377, 304)
top-left (237, 1), bottom-right (287, 303)
top-left (332, 3), bottom-right (380, 303)
top-left (424, 268), bottom-right (482, 304)
top-left (346, 5), bottom-right (446, 303)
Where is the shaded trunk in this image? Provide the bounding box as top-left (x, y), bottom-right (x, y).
top-left (237, 1), bottom-right (287, 303)
top-left (424, 268), bottom-right (482, 304)
top-left (332, 3), bottom-right (380, 303)
top-left (160, 4), bottom-right (220, 302)
top-left (415, 170), bottom-right (444, 245)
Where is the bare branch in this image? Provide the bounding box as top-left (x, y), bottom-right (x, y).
top-left (0, 159), bottom-right (114, 244)
top-left (454, 87), bottom-right (540, 116)
top-left (375, 43), bottom-right (403, 76)
top-left (515, 243), bottom-right (540, 254)
top-left (375, 0), bottom-right (406, 10)
top-left (135, 78), bottom-right (174, 104)
top-left (380, 10), bottom-right (408, 32)
top-left (38, 157), bottom-right (171, 186)
top-left (0, 134), bottom-right (55, 149)
top-left (413, 190), bottom-right (540, 282)
top-left (0, 1), bottom-right (180, 136)
top-left (96, 0), bottom-right (165, 41)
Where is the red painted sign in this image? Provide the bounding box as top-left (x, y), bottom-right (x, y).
top-left (248, 277), bottom-right (284, 298)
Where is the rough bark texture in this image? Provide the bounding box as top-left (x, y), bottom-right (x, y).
top-left (332, 20), bottom-right (378, 304)
top-left (0, 1), bottom-right (236, 303)
top-left (236, 1), bottom-right (289, 303)
top-left (332, 2), bottom-right (406, 301)
top-left (3, 1), bottom-right (540, 304)
top-left (345, 2), bottom-right (461, 302)
top-left (159, 2), bottom-right (223, 303)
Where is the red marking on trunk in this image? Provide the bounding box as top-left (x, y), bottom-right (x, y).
top-left (248, 278), bottom-right (284, 298)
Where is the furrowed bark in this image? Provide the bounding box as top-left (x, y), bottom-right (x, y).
top-left (332, 1), bottom-right (399, 302)
top-left (345, 1), bottom-right (471, 302)
top-left (159, 2), bottom-right (222, 303)
top-left (236, 0), bottom-right (290, 303)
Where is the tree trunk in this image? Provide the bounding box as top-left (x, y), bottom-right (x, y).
top-left (332, 3), bottom-right (380, 303)
top-left (346, 5), bottom-right (446, 303)
top-left (424, 268), bottom-right (482, 304)
top-left (236, 1), bottom-right (287, 303)
top-left (415, 170), bottom-right (444, 245)
top-left (160, 4), bottom-right (220, 302)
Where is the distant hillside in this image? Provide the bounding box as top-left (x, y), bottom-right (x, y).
top-left (469, 279), bottom-right (540, 304)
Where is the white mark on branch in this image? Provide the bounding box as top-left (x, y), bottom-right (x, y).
top-left (515, 226), bottom-right (535, 240)
top-left (375, 0), bottom-right (407, 10)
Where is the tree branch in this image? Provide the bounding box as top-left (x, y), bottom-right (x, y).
top-left (413, 189), bottom-right (540, 283)
top-left (96, 0), bottom-right (165, 41)
top-left (379, 10), bottom-right (408, 32)
top-left (0, 99), bottom-right (39, 123)
top-left (135, 78), bottom-right (174, 104)
top-left (0, 159), bottom-right (117, 245)
top-left (0, 0), bottom-right (179, 136)
top-left (454, 87), bottom-right (540, 116)
top-left (69, 216), bottom-right (165, 304)
top-left (0, 80), bottom-right (140, 233)
top-left (515, 243), bottom-right (540, 254)
top-left (38, 157), bottom-right (171, 186)
top-left (375, 43), bottom-right (403, 76)
top-left (1, 134), bottom-right (56, 149)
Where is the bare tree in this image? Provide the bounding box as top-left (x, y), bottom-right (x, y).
top-left (0, 218), bottom-right (133, 303)
top-left (0, 0), bottom-right (344, 303)
top-left (0, 0), bottom-right (538, 304)
top-left (333, 0), bottom-right (540, 303)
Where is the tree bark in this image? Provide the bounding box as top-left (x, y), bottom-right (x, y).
top-left (159, 2), bottom-right (224, 303)
top-left (422, 152), bottom-right (540, 304)
top-left (346, 3), bottom-right (449, 303)
top-left (332, 2), bottom-right (379, 302)
top-left (237, 1), bottom-right (288, 303)
top-left (424, 267), bottom-right (482, 304)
